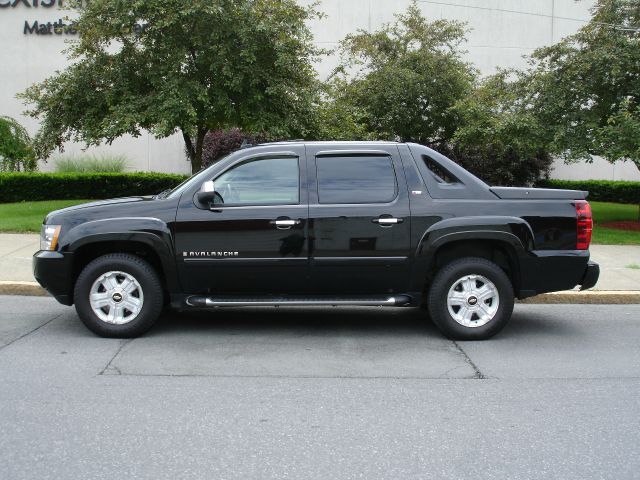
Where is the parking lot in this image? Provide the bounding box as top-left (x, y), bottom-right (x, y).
top-left (1, 296), bottom-right (639, 479)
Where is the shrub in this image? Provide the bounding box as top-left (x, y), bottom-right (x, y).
top-left (53, 154), bottom-right (129, 173)
top-left (438, 143), bottom-right (552, 187)
top-left (201, 128), bottom-right (267, 169)
top-left (0, 172), bottom-right (187, 203)
top-left (0, 116), bottom-right (36, 172)
top-left (537, 180), bottom-right (640, 205)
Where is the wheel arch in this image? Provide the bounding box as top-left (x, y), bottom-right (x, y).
top-left (61, 219), bottom-right (179, 304)
top-left (412, 217), bottom-right (532, 297)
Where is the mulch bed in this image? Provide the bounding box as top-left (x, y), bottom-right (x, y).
top-left (600, 221), bottom-right (640, 232)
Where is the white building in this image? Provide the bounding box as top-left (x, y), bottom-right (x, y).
top-left (1, 0), bottom-right (638, 180)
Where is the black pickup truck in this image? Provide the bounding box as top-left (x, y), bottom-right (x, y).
top-left (34, 141), bottom-right (599, 340)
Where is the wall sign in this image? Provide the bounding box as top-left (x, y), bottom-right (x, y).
top-left (2, 1), bottom-right (144, 36)
top-left (0, 0), bottom-right (63, 6)
top-left (0, 0), bottom-right (72, 35)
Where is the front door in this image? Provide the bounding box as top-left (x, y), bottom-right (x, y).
top-left (307, 145), bottom-right (412, 294)
top-left (174, 149), bottom-right (309, 294)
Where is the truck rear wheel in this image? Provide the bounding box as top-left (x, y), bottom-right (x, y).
top-left (74, 253), bottom-right (163, 338)
top-left (427, 257), bottom-right (514, 340)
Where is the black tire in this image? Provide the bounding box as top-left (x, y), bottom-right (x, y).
top-left (74, 253), bottom-right (163, 338)
top-left (427, 257), bottom-right (514, 340)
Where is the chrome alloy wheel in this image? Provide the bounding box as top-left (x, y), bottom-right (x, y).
top-left (89, 271), bottom-right (144, 325)
top-left (446, 274), bottom-right (499, 328)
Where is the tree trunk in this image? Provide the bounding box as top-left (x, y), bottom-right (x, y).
top-left (181, 127), bottom-right (206, 174)
top-left (192, 128), bottom-right (206, 174)
top-left (182, 129), bottom-right (196, 164)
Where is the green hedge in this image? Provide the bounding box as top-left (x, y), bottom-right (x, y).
top-left (538, 179), bottom-right (640, 205)
top-left (0, 172), bottom-right (188, 203)
top-left (2, 173), bottom-right (637, 205)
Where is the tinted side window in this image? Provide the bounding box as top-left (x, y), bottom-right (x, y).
top-left (214, 157), bottom-right (299, 205)
top-left (423, 155), bottom-right (460, 184)
top-left (316, 156), bottom-right (397, 204)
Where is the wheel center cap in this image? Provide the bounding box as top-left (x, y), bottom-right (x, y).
top-left (467, 296), bottom-right (478, 306)
top-left (112, 292), bottom-right (123, 303)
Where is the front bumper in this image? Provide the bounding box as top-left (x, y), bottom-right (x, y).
top-left (33, 250), bottom-right (74, 306)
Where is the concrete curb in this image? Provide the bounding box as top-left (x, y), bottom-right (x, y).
top-left (519, 291), bottom-right (640, 305)
top-left (0, 281), bottom-right (48, 297)
top-left (0, 281), bottom-right (638, 304)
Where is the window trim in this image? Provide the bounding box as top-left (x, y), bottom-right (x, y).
top-left (314, 154), bottom-right (399, 205)
top-left (209, 154), bottom-right (302, 208)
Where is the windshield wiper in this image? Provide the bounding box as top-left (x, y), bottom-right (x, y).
top-left (154, 189), bottom-right (172, 199)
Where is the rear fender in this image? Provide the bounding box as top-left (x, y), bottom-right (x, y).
top-left (411, 216), bottom-right (533, 292)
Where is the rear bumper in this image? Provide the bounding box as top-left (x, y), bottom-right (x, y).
top-left (580, 261), bottom-right (600, 291)
top-left (517, 250), bottom-right (599, 299)
top-left (33, 250), bottom-right (74, 306)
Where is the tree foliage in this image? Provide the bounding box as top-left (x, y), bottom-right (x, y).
top-left (0, 116), bottom-right (36, 172)
top-left (310, 79), bottom-right (375, 141)
top-left (526, 0), bottom-right (640, 166)
top-left (321, 2), bottom-right (550, 185)
top-left (451, 72), bottom-right (553, 186)
top-left (20, 0), bottom-right (323, 173)
top-left (328, 1), bottom-right (475, 146)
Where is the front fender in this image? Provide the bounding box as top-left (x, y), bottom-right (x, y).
top-left (59, 217), bottom-right (178, 292)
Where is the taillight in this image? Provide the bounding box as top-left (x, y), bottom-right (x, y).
top-left (576, 200), bottom-right (593, 250)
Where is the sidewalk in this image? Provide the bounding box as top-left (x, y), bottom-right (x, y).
top-left (0, 233), bottom-right (638, 299)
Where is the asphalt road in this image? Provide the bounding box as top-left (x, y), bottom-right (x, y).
top-left (1, 296), bottom-right (639, 480)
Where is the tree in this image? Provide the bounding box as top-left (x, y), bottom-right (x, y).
top-left (451, 72), bottom-right (553, 186)
top-left (526, 0), bottom-right (640, 167)
top-left (20, 0), bottom-right (322, 173)
top-left (0, 116), bottom-right (36, 172)
top-left (310, 79), bottom-right (376, 141)
top-left (328, 1), bottom-right (475, 146)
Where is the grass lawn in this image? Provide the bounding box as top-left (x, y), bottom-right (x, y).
top-left (0, 199), bottom-right (638, 245)
top-left (0, 200), bottom-right (90, 233)
top-left (591, 201), bottom-right (639, 245)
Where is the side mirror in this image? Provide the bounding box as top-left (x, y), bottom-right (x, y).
top-left (195, 180), bottom-right (217, 206)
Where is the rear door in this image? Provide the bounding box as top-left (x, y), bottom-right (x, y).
top-left (307, 145), bottom-right (412, 294)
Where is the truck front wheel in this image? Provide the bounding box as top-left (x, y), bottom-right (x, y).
top-left (427, 257), bottom-right (514, 340)
top-left (74, 253), bottom-right (164, 338)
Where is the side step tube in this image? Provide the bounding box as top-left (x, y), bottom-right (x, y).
top-left (186, 295), bottom-right (412, 308)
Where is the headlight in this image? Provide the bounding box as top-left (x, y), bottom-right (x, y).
top-left (40, 225), bottom-right (62, 251)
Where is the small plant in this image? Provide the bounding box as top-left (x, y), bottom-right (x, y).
top-left (0, 116), bottom-right (36, 172)
top-left (201, 129), bottom-right (267, 169)
top-left (626, 264), bottom-right (640, 270)
top-left (54, 154), bottom-right (129, 173)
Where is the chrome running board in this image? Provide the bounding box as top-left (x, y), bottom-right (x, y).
top-left (186, 295), bottom-right (412, 308)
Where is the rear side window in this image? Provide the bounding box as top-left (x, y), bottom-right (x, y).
top-left (423, 155), bottom-right (460, 184)
top-left (316, 155), bottom-right (397, 204)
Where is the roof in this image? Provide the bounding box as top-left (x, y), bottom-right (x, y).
top-left (256, 140), bottom-right (402, 147)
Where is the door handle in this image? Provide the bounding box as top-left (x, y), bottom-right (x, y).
top-left (270, 219), bottom-right (301, 230)
top-left (372, 217), bottom-right (403, 226)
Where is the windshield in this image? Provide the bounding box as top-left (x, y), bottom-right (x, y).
top-left (165, 154), bottom-right (233, 199)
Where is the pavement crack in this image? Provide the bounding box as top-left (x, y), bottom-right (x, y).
top-left (451, 340), bottom-right (486, 379)
top-left (98, 338), bottom-right (132, 376)
top-left (0, 313), bottom-right (63, 352)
